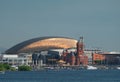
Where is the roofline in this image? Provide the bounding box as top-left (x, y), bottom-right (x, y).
top-left (5, 36), bottom-right (77, 54)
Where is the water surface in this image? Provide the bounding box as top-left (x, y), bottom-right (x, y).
top-left (0, 70), bottom-right (120, 82)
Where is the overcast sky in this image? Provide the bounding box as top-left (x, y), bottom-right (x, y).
top-left (0, 0), bottom-right (120, 52)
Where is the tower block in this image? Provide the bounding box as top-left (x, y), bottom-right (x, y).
top-left (76, 37), bottom-right (88, 65)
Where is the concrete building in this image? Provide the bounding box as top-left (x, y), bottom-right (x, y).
top-left (84, 49), bottom-right (102, 64)
top-left (32, 52), bottom-right (47, 66)
top-left (93, 52), bottom-right (120, 65)
top-left (1, 53), bottom-right (32, 66)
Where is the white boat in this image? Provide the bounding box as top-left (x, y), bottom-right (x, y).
top-left (11, 65), bottom-right (18, 70)
top-left (87, 65), bottom-right (97, 70)
top-left (116, 67), bottom-right (120, 70)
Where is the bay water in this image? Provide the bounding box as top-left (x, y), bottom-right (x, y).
top-left (0, 69), bottom-right (120, 82)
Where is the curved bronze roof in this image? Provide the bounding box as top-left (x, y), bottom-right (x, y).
top-left (5, 36), bottom-right (77, 54)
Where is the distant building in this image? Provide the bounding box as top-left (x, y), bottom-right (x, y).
top-left (31, 50), bottom-right (62, 66)
top-left (84, 49), bottom-right (102, 64)
top-left (4, 36), bottom-right (120, 67)
top-left (61, 37), bottom-right (88, 66)
top-left (93, 52), bottom-right (120, 65)
top-left (5, 36), bottom-right (77, 54)
top-left (32, 52), bottom-right (47, 66)
top-left (1, 53), bottom-right (32, 66)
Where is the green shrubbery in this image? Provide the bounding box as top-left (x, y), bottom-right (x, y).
top-left (10, 67), bottom-right (17, 71)
top-left (0, 63), bottom-right (32, 71)
top-left (0, 65), bottom-right (5, 71)
top-left (0, 63), bottom-right (10, 71)
top-left (18, 65), bottom-right (32, 71)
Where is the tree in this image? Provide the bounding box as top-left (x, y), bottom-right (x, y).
top-left (0, 63), bottom-right (17, 71)
top-left (18, 65), bottom-right (32, 71)
top-left (0, 63), bottom-right (5, 71)
top-left (3, 63), bottom-right (10, 70)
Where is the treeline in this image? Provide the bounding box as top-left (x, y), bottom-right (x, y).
top-left (18, 65), bottom-right (32, 71)
top-left (0, 63), bottom-right (10, 71)
top-left (0, 63), bottom-right (32, 71)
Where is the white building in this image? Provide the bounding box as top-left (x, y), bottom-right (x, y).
top-left (1, 53), bottom-right (32, 66)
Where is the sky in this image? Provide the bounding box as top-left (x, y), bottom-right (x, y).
top-left (0, 0), bottom-right (120, 52)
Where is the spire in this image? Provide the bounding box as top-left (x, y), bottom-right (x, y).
top-left (79, 36), bottom-right (83, 43)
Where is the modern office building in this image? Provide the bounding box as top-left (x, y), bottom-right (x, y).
top-left (1, 53), bottom-right (32, 66)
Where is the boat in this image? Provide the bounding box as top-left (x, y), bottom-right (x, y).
top-left (11, 65), bottom-right (18, 70)
top-left (116, 67), bottom-right (120, 70)
top-left (87, 65), bottom-right (97, 70)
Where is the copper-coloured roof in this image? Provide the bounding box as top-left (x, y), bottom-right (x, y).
top-left (5, 36), bottom-right (77, 54)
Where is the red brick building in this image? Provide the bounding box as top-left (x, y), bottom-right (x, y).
top-left (61, 37), bottom-right (88, 66)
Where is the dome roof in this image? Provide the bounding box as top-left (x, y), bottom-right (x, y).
top-left (5, 36), bottom-right (77, 54)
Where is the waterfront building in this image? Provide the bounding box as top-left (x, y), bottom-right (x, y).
top-left (76, 37), bottom-right (88, 65)
top-left (1, 53), bottom-right (32, 66)
top-left (93, 52), bottom-right (120, 65)
top-left (5, 36), bottom-right (77, 54)
top-left (84, 49), bottom-right (102, 64)
top-left (3, 36), bottom-right (120, 67)
top-left (61, 37), bottom-right (88, 66)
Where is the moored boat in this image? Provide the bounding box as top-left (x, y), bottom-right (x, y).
top-left (116, 67), bottom-right (120, 70)
top-left (87, 65), bottom-right (97, 70)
